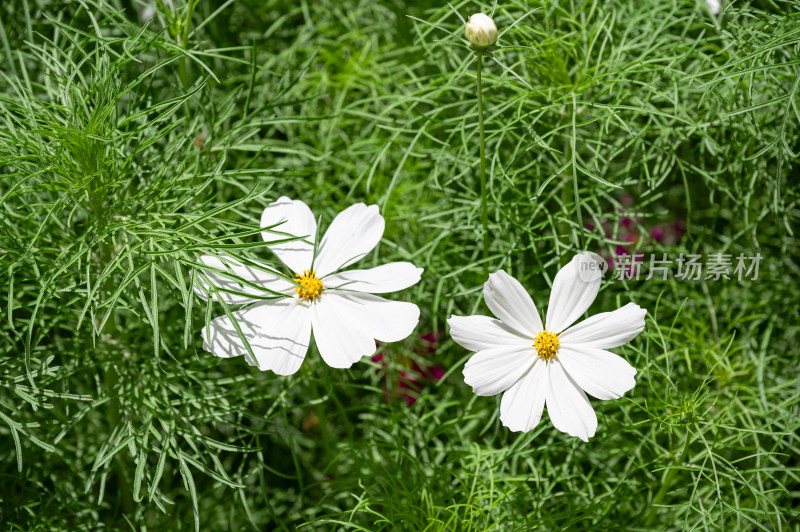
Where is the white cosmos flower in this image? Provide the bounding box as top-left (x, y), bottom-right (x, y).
top-left (195, 197), bottom-right (423, 375)
top-left (448, 252), bottom-right (646, 441)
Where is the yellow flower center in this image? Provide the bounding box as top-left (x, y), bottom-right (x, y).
top-left (534, 330), bottom-right (560, 362)
top-left (295, 270), bottom-right (323, 300)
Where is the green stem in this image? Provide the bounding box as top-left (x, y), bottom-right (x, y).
top-left (477, 54), bottom-right (489, 276)
top-left (99, 236), bottom-right (134, 516)
top-left (309, 373), bottom-right (331, 455)
top-left (571, 92), bottom-right (586, 251)
top-left (178, 0), bottom-right (196, 90)
top-left (644, 428), bottom-right (692, 527)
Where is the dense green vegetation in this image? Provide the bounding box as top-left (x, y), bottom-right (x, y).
top-left (1, 0), bottom-right (798, 529)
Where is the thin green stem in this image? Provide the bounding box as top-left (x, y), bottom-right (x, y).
top-left (476, 54), bottom-right (489, 276)
top-left (571, 92), bottom-right (586, 251)
top-left (644, 428), bottom-right (692, 527)
top-left (178, 0), bottom-right (197, 90)
top-left (99, 235), bottom-right (134, 515)
top-left (309, 370), bottom-right (331, 456)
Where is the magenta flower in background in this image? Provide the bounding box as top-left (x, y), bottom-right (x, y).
top-left (588, 195), bottom-right (686, 274)
top-left (373, 331), bottom-right (445, 405)
top-left (650, 218), bottom-right (686, 245)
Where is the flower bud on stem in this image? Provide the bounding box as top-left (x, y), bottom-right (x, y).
top-left (465, 13), bottom-right (498, 49)
top-left (476, 54), bottom-right (489, 277)
top-left (466, 13), bottom-right (497, 277)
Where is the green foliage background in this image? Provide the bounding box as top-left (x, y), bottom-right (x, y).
top-left (1, 0), bottom-right (798, 529)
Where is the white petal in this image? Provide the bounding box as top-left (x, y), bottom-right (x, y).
top-left (558, 345), bottom-right (636, 400)
top-left (194, 254), bottom-right (293, 304)
top-left (463, 345), bottom-right (535, 396)
top-left (559, 303), bottom-right (646, 349)
top-left (310, 295), bottom-right (376, 368)
top-left (483, 270), bottom-right (543, 337)
top-left (545, 252), bottom-right (602, 333)
top-left (500, 359), bottom-right (548, 432)
top-left (545, 360), bottom-right (598, 442)
top-left (324, 262), bottom-right (422, 293)
top-left (314, 203), bottom-right (385, 277)
top-left (330, 292), bottom-right (420, 342)
top-left (261, 197), bottom-right (317, 273)
top-left (448, 315), bottom-right (532, 352)
top-left (202, 300), bottom-right (311, 375)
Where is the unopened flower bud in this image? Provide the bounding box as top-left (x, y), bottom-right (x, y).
top-left (465, 13), bottom-right (498, 49)
top-left (706, 0), bottom-right (721, 14)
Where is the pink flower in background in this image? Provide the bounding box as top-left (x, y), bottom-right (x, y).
top-left (588, 195), bottom-right (685, 274)
top-left (650, 225), bottom-right (664, 242)
top-left (373, 331), bottom-right (445, 405)
top-left (650, 219), bottom-right (686, 245)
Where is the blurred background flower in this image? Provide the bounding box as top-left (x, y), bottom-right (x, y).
top-left (372, 331), bottom-right (445, 405)
top-left (588, 193), bottom-right (686, 275)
